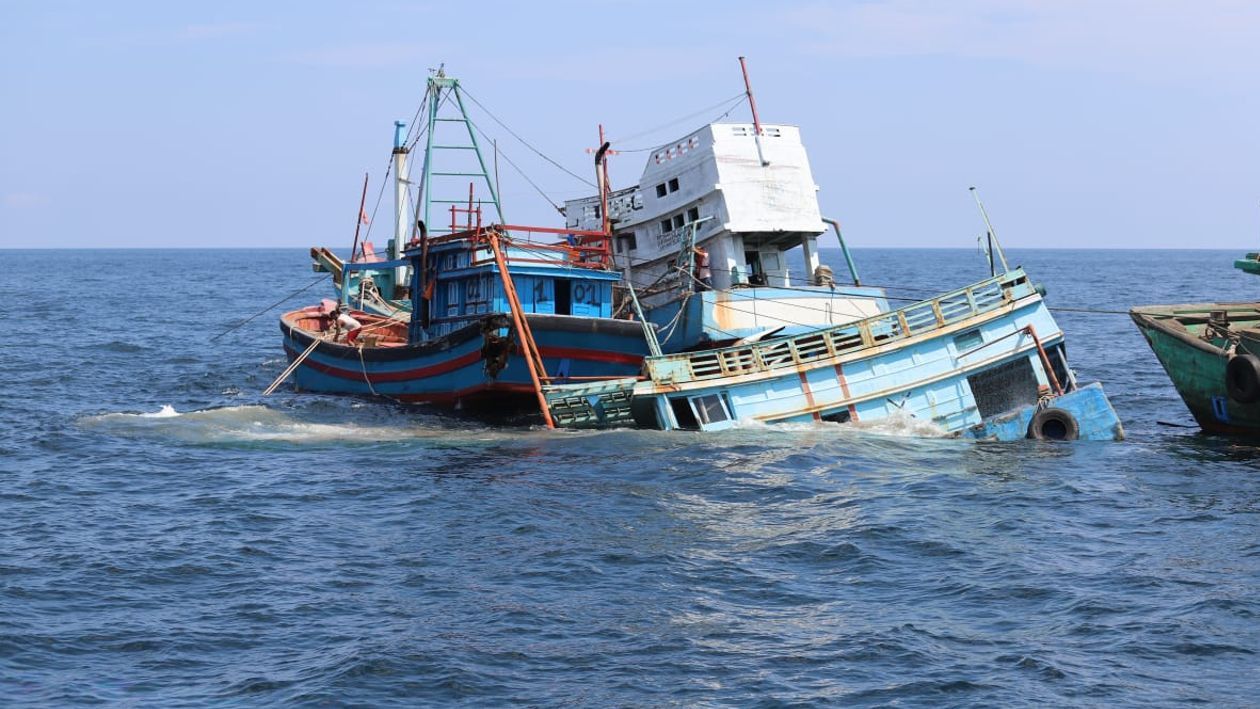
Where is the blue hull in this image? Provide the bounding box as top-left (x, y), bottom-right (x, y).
top-left (547, 270), bottom-right (1124, 441)
top-left (280, 312), bottom-right (648, 409)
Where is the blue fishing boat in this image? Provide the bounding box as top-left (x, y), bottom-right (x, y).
top-left (279, 220), bottom-right (648, 414)
top-left (275, 67), bottom-right (650, 418)
top-left (545, 268), bottom-right (1124, 441)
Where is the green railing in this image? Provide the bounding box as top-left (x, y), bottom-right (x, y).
top-left (646, 270), bottom-right (1035, 384)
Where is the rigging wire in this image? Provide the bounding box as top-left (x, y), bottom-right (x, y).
top-left (401, 85), bottom-right (432, 147)
top-left (609, 92), bottom-right (747, 150)
top-left (465, 116), bottom-right (565, 213)
top-left (460, 87), bottom-right (596, 188)
top-left (210, 275), bottom-right (330, 342)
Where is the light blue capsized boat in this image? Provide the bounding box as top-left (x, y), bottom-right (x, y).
top-left (544, 268), bottom-right (1124, 441)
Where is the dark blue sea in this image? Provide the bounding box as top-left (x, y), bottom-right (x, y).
top-left (3, 248), bottom-right (1259, 707)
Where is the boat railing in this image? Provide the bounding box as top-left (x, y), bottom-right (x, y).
top-left (430, 224), bottom-right (614, 270)
top-left (648, 270), bottom-right (1035, 384)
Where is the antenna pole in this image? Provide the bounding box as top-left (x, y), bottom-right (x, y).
top-left (738, 56), bottom-right (769, 167)
top-left (596, 124), bottom-right (611, 235)
top-left (349, 172), bottom-right (369, 262)
top-left (970, 187), bottom-right (1009, 274)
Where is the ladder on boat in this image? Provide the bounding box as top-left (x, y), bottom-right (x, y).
top-left (418, 70), bottom-right (504, 236)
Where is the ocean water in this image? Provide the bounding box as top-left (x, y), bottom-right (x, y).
top-left (2, 247), bottom-right (1259, 706)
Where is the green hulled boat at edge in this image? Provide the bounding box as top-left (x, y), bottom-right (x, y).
top-left (1130, 253), bottom-right (1260, 435)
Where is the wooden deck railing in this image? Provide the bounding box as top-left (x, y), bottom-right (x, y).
top-left (648, 270), bottom-right (1036, 384)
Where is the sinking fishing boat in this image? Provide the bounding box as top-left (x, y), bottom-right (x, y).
top-left (274, 69), bottom-right (650, 412)
top-left (563, 58), bottom-right (889, 353)
top-left (1130, 253), bottom-right (1260, 435)
top-left (278, 220), bottom-right (647, 410)
top-left (545, 265), bottom-right (1124, 441)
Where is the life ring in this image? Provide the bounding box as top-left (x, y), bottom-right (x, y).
top-left (1226, 353), bottom-right (1260, 403)
top-left (1028, 407), bottom-right (1080, 441)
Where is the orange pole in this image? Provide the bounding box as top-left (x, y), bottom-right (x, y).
top-left (488, 232), bottom-right (555, 428)
top-left (1025, 325), bottom-right (1065, 396)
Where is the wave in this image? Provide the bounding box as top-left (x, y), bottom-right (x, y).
top-left (78, 405), bottom-right (460, 446)
top-left (734, 409), bottom-right (951, 439)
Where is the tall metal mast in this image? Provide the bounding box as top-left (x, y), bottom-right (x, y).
top-left (391, 120), bottom-right (410, 287)
top-left (418, 67), bottom-right (504, 234)
top-left (970, 187), bottom-right (1010, 275)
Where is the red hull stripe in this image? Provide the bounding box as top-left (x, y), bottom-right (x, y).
top-left (284, 344), bottom-right (641, 384)
top-left (393, 383), bottom-right (537, 403)
top-left (536, 345), bottom-right (642, 366)
top-left (286, 346), bottom-right (484, 383)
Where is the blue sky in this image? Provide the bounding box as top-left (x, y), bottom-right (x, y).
top-left (3, 0), bottom-right (1259, 249)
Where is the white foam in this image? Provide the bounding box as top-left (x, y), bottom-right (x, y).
top-left (733, 409), bottom-right (950, 439)
top-left (846, 409), bottom-right (950, 439)
top-left (78, 405), bottom-right (470, 445)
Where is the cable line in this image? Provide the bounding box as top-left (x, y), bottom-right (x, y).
top-left (460, 87), bottom-right (596, 188)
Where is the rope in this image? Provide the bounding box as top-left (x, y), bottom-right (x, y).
top-left (465, 117), bottom-right (564, 213)
top-left (356, 343), bottom-right (380, 397)
top-left (211, 275), bottom-right (330, 342)
top-left (460, 88), bottom-right (596, 188)
top-left (613, 93), bottom-right (748, 152)
top-left (1047, 306), bottom-right (1131, 316)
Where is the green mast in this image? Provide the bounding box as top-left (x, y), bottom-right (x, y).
top-left (418, 67), bottom-right (504, 234)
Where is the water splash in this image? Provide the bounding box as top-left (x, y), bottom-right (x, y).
top-left (78, 405), bottom-right (454, 446)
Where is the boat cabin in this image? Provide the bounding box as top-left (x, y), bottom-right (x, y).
top-left (402, 229), bottom-right (622, 343)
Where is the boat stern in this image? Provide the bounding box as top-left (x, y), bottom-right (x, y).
top-left (964, 381), bottom-right (1125, 442)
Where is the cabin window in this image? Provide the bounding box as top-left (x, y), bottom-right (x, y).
top-left (616, 233), bottom-right (637, 253)
top-left (669, 397), bottom-right (700, 430)
top-left (686, 206), bottom-right (700, 223)
top-left (672, 214), bottom-right (685, 230)
top-left (692, 394), bottom-right (730, 425)
top-left (660, 219), bottom-right (673, 234)
top-left (656, 183), bottom-right (667, 198)
top-left (465, 276), bottom-right (489, 314)
top-left (668, 177), bottom-right (679, 193)
top-left (821, 409), bottom-right (852, 424)
top-left (954, 328), bottom-right (984, 353)
top-left (967, 357), bottom-right (1039, 418)
top-left (446, 281), bottom-right (459, 316)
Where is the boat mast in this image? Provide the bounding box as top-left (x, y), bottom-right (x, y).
top-left (418, 66), bottom-right (504, 236)
top-left (739, 56), bottom-right (768, 167)
top-left (970, 187), bottom-right (1010, 274)
top-left (392, 120), bottom-right (411, 287)
top-left (596, 124), bottom-right (611, 235)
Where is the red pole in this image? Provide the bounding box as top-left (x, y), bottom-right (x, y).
top-left (349, 172), bottom-right (369, 262)
top-left (738, 56), bottom-right (762, 136)
top-left (738, 56), bottom-right (768, 166)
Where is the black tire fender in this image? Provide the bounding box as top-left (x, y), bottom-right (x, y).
top-left (1226, 353), bottom-right (1260, 404)
top-left (1028, 407), bottom-right (1080, 441)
